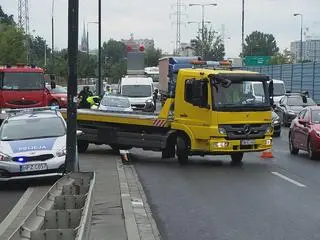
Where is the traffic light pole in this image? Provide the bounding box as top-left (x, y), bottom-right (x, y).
top-left (66, 0), bottom-right (79, 173)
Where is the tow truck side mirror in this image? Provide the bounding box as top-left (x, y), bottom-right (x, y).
top-left (268, 80), bottom-right (274, 106)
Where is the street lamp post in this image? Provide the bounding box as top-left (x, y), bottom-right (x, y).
top-left (189, 3), bottom-right (218, 58)
top-left (188, 21), bottom-right (211, 38)
top-left (51, 0), bottom-right (55, 68)
top-left (242, 0), bottom-right (244, 67)
top-left (98, 0), bottom-right (102, 96)
top-left (294, 13), bottom-right (303, 62)
top-left (87, 21), bottom-right (99, 56)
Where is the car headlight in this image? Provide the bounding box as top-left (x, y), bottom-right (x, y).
top-left (218, 127), bottom-right (226, 135)
top-left (56, 147), bottom-right (66, 157)
top-left (60, 97), bottom-right (66, 101)
top-left (315, 131), bottom-right (320, 137)
top-left (288, 110), bottom-right (295, 115)
top-left (0, 152), bottom-right (10, 161)
top-left (265, 126), bottom-right (273, 134)
top-left (146, 99), bottom-right (153, 103)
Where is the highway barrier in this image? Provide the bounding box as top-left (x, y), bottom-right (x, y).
top-left (8, 172), bottom-right (95, 240)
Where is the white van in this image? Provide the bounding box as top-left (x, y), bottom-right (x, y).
top-left (247, 79), bottom-right (286, 104)
top-left (118, 76), bottom-right (155, 112)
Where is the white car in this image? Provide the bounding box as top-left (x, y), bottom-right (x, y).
top-left (0, 107), bottom-right (80, 181)
top-left (99, 95), bottom-right (133, 112)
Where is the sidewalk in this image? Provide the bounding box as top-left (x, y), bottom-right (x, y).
top-left (80, 146), bottom-right (161, 240)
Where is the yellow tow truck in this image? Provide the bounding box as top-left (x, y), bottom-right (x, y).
top-left (61, 59), bottom-right (274, 164)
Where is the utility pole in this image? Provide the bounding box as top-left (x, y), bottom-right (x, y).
top-left (241, 0), bottom-right (245, 67)
top-left (66, 0), bottom-right (79, 173)
top-left (189, 3), bottom-right (217, 58)
top-left (98, 0), bottom-right (102, 96)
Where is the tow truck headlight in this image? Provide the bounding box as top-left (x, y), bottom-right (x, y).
top-left (218, 127), bottom-right (226, 135)
top-left (213, 142), bottom-right (229, 148)
top-left (0, 152), bottom-right (10, 161)
top-left (56, 147), bottom-right (67, 157)
top-left (265, 139), bottom-right (272, 145)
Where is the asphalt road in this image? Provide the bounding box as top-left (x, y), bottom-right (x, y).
top-left (0, 179), bottom-right (52, 224)
top-left (131, 127), bottom-right (320, 240)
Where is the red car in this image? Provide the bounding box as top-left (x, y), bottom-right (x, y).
top-left (46, 85), bottom-right (68, 108)
top-left (289, 106), bottom-right (320, 159)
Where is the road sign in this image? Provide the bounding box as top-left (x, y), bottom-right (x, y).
top-left (244, 56), bottom-right (271, 66)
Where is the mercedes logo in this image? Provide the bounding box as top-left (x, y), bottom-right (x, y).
top-left (243, 125), bottom-right (251, 134)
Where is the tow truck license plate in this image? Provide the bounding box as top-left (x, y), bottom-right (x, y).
top-left (241, 140), bottom-right (255, 145)
top-left (20, 163), bottom-right (48, 172)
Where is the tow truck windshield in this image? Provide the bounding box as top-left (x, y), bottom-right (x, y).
top-left (1, 72), bottom-right (45, 90)
top-left (0, 117), bottom-right (65, 141)
top-left (212, 79), bottom-right (270, 111)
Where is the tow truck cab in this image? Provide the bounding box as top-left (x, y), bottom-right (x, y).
top-left (165, 66), bottom-right (273, 164)
top-left (0, 64), bottom-right (47, 115)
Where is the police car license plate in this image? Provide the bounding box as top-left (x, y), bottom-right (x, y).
top-left (241, 140), bottom-right (255, 145)
top-left (20, 163), bottom-right (48, 172)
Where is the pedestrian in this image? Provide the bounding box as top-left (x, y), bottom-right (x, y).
top-left (78, 86), bottom-right (93, 108)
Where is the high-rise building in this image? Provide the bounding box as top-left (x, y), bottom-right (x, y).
top-left (290, 39), bottom-right (320, 62)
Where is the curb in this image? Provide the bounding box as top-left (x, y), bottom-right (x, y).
top-left (116, 158), bottom-right (161, 240)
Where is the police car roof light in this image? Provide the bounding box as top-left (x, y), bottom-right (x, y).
top-left (3, 107), bottom-right (59, 116)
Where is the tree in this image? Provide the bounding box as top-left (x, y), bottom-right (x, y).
top-left (269, 48), bottom-right (295, 65)
top-left (0, 24), bottom-right (26, 64)
top-left (145, 47), bottom-right (162, 66)
top-left (102, 39), bottom-right (127, 83)
top-left (243, 31), bottom-right (279, 57)
top-left (29, 36), bottom-right (51, 67)
top-left (0, 6), bottom-right (15, 25)
top-left (190, 26), bottom-right (225, 61)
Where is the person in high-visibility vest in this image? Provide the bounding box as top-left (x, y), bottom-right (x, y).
top-left (86, 95), bottom-right (101, 107)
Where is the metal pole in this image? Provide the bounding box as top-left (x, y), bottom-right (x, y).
top-left (241, 0), bottom-right (244, 67)
top-left (300, 15), bottom-right (303, 62)
top-left (87, 24), bottom-right (89, 56)
top-left (66, 0), bottom-right (79, 173)
top-left (201, 5), bottom-right (205, 58)
top-left (98, 0), bottom-right (102, 96)
top-left (51, 0), bottom-right (55, 68)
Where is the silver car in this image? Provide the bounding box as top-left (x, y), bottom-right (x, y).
top-left (0, 108), bottom-right (74, 181)
top-left (99, 95), bottom-right (133, 112)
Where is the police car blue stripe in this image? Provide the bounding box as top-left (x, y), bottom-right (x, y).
top-left (8, 137), bottom-right (57, 153)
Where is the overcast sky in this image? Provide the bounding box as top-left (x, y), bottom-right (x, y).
top-left (1, 0), bottom-right (320, 58)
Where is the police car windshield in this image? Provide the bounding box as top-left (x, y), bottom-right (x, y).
top-left (0, 117), bottom-right (65, 141)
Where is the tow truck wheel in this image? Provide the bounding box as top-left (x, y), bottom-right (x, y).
top-left (231, 153), bottom-right (243, 165)
top-left (78, 140), bottom-right (89, 153)
top-left (176, 135), bottom-right (189, 165)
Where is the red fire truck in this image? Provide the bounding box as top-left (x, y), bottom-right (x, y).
top-left (0, 64), bottom-right (48, 120)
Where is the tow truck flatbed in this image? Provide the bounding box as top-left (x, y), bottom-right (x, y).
top-left (59, 104), bottom-right (171, 128)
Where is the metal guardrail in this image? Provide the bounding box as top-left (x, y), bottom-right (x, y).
top-left (8, 172), bottom-right (95, 240)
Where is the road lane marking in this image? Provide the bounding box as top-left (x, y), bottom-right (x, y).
top-left (0, 187), bottom-right (34, 236)
top-left (271, 171), bottom-right (306, 188)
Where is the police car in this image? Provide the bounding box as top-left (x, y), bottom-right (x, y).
top-left (0, 107), bottom-right (79, 181)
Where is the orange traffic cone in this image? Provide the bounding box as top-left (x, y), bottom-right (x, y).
top-left (260, 149), bottom-right (273, 159)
